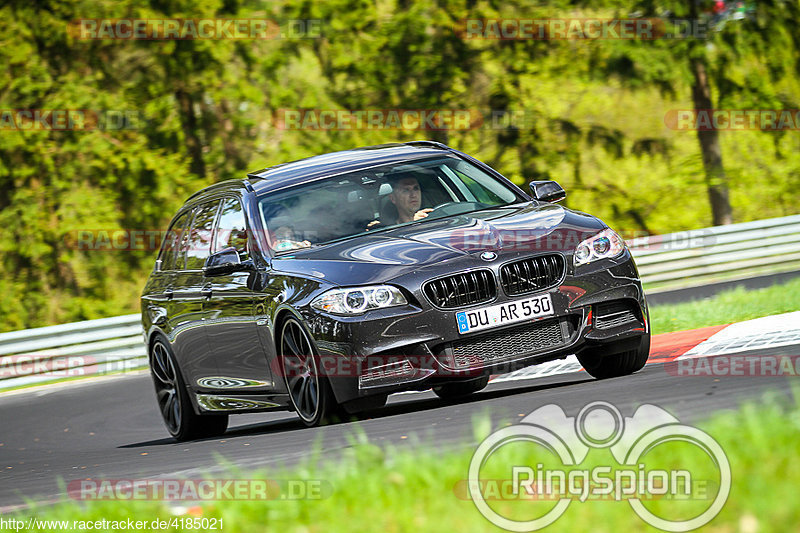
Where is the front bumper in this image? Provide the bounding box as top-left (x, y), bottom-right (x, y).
top-left (303, 251), bottom-right (649, 405)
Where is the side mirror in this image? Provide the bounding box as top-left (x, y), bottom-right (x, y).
top-left (529, 180), bottom-right (566, 203)
top-left (203, 248), bottom-right (254, 276)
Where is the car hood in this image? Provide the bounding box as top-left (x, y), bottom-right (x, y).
top-left (270, 202), bottom-right (605, 286)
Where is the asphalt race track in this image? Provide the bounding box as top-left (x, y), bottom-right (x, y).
top-left (1, 337), bottom-right (798, 510)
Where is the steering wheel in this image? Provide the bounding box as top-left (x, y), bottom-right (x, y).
top-left (426, 201), bottom-right (487, 218)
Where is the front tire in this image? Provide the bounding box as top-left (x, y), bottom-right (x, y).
top-left (150, 339), bottom-right (228, 441)
top-left (279, 317), bottom-right (338, 427)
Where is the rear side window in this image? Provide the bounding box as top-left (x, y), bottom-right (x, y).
top-left (158, 210), bottom-right (191, 271)
top-left (214, 197), bottom-right (249, 258)
top-left (185, 201), bottom-right (221, 271)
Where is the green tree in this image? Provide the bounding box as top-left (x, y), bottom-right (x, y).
top-left (616, 0), bottom-right (800, 225)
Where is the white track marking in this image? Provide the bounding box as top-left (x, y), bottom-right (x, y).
top-left (679, 311), bottom-right (800, 359)
top-left (489, 355), bottom-right (582, 383)
top-left (394, 356), bottom-right (584, 395)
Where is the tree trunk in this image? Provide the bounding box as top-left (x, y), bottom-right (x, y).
top-left (690, 57), bottom-right (732, 225)
top-left (429, 129), bottom-right (450, 145)
top-left (175, 89), bottom-right (206, 178)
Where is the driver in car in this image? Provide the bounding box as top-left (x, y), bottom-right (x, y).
top-left (367, 176), bottom-right (433, 229)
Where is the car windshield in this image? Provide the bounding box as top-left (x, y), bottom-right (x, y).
top-left (258, 155), bottom-right (522, 252)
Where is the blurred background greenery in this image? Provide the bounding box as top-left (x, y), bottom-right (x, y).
top-left (0, 0), bottom-right (798, 331)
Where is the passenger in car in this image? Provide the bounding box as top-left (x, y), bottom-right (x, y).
top-left (264, 205), bottom-right (312, 251)
top-left (273, 224), bottom-right (312, 251)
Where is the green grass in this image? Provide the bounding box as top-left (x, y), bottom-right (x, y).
top-left (648, 276), bottom-right (800, 334)
top-left (13, 389), bottom-right (800, 532)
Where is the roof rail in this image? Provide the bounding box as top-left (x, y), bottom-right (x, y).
top-left (404, 140), bottom-right (450, 150)
top-left (184, 179), bottom-right (248, 203)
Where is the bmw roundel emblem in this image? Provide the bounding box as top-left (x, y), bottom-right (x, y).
top-left (480, 251), bottom-right (497, 261)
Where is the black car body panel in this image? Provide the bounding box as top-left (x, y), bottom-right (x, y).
top-left (142, 142), bottom-right (650, 434)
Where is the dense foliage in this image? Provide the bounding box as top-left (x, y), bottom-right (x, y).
top-left (1, 0), bottom-right (798, 330)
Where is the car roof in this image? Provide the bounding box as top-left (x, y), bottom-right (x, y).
top-left (247, 142), bottom-right (453, 195)
top-left (183, 142), bottom-right (454, 204)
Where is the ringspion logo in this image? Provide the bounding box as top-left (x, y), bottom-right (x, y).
top-left (466, 401), bottom-right (730, 531)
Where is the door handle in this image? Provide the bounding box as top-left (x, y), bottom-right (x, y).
top-left (162, 288), bottom-right (173, 300)
top-left (201, 286), bottom-right (213, 299)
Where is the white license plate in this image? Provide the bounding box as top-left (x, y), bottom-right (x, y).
top-left (456, 293), bottom-right (554, 334)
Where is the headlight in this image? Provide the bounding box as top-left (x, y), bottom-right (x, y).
top-left (311, 285), bottom-right (408, 315)
top-left (574, 229), bottom-right (626, 267)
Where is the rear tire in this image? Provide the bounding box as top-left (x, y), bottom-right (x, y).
top-left (433, 375), bottom-right (490, 400)
top-left (578, 335), bottom-right (650, 379)
top-left (150, 339), bottom-right (229, 441)
top-left (279, 316), bottom-right (338, 427)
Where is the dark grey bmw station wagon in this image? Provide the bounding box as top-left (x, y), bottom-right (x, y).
top-left (141, 141), bottom-right (651, 440)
